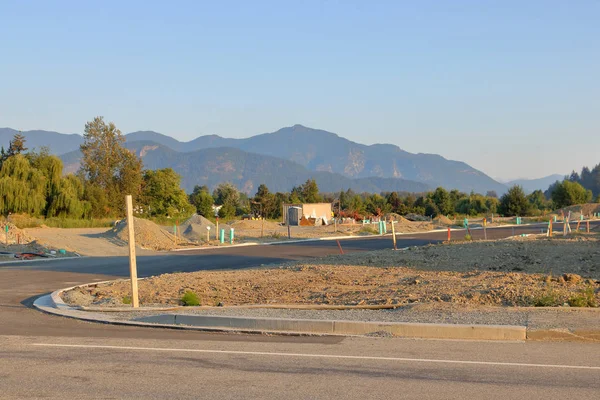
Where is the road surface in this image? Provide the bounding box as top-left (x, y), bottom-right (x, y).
top-left (1, 222), bottom-right (599, 399)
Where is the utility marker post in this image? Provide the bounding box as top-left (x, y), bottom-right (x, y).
top-left (483, 218), bottom-right (487, 240)
top-left (125, 195), bottom-right (139, 308)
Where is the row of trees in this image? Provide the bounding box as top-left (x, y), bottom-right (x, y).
top-left (0, 118), bottom-right (193, 219)
top-left (189, 175), bottom-right (598, 221)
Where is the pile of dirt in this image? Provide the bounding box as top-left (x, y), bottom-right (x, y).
top-left (105, 217), bottom-right (177, 251)
top-left (0, 221), bottom-right (33, 245)
top-left (230, 219), bottom-right (280, 230)
top-left (405, 213), bottom-right (430, 222)
top-left (180, 214), bottom-right (217, 242)
top-left (434, 215), bottom-right (454, 225)
top-left (555, 204), bottom-right (600, 219)
top-left (387, 213), bottom-right (410, 222)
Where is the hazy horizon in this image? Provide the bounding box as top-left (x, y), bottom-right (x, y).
top-left (1, 1), bottom-right (598, 181)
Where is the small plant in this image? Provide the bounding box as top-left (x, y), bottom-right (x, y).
top-left (568, 286), bottom-right (597, 308)
top-left (181, 291), bottom-right (201, 306)
top-left (532, 291), bottom-right (560, 307)
top-left (464, 233), bottom-right (472, 241)
top-left (122, 295), bottom-right (132, 305)
top-left (359, 226), bottom-right (377, 235)
top-left (270, 231), bottom-right (283, 239)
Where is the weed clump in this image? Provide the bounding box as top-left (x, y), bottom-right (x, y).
top-left (181, 291), bottom-right (200, 306)
top-left (568, 286), bottom-right (597, 308)
top-left (532, 290), bottom-right (560, 307)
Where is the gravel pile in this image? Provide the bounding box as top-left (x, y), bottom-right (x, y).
top-left (105, 217), bottom-right (177, 251)
top-left (180, 214), bottom-right (220, 242)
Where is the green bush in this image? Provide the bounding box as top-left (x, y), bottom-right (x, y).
top-left (122, 295), bottom-right (132, 305)
top-left (464, 233), bottom-right (472, 241)
top-left (359, 226), bottom-right (377, 235)
top-left (532, 291), bottom-right (560, 307)
top-left (568, 286), bottom-right (597, 308)
top-left (181, 291), bottom-right (201, 306)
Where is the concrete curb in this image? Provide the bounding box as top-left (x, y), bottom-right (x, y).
top-left (0, 255), bottom-right (88, 265)
top-left (34, 279), bottom-right (600, 341)
top-left (33, 292), bottom-right (526, 340)
top-left (134, 314), bottom-right (526, 341)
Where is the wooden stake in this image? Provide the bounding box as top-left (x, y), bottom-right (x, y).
top-left (126, 195), bottom-right (139, 308)
top-left (216, 218), bottom-right (219, 240)
top-left (587, 220), bottom-right (590, 233)
top-left (336, 240), bottom-right (344, 255)
top-left (391, 220), bottom-right (397, 250)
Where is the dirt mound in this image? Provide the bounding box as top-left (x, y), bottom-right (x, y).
top-left (387, 213), bottom-right (410, 223)
top-left (434, 215), bottom-right (454, 225)
top-left (179, 214), bottom-right (217, 242)
top-left (230, 219), bottom-right (280, 230)
top-left (555, 204), bottom-right (600, 219)
top-left (0, 221), bottom-right (33, 244)
top-left (405, 213), bottom-right (430, 222)
top-left (105, 217), bottom-right (177, 251)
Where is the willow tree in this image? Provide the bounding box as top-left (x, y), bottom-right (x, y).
top-left (0, 154), bottom-right (47, 216)
top-left (79, 117), bottom-right (143, 216)
top-left (46, 174), bottom-right (90, 218)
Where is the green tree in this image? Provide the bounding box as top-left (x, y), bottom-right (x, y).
top-left (253, 184), bottom-right (278, 219)
top-left (46, 174), bottom-right (89, 218)
top-left (365, 193), bottom-right (390, 216)
top-left (300, 179), bottom-right (321, 203)
top-left (213, 182), bottom-right (240, 218)
top-left (431, 187), bottom-right (453, 215)
top-left (7, 132), bottom-right (28, 157)
top-left (140, 168), bottom-right (194, 218)
top-left (551, 180), bottom-right (593, 209)
top-left (189, 185), bottom-right (214, 218)
top-left (0, 154), bottom-right (47, 216)
top-left (79, 117), bottom-right (143, 216)
top-left (527, 190), bottom-right (549, 212)
top-left (498, 185), bottom-right (529, 216)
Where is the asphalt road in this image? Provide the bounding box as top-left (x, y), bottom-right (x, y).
top-left (1, 222), bottom-right (599, 399)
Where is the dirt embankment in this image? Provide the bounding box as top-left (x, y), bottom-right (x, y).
top-left (63, 235), bottom-right (600, 308)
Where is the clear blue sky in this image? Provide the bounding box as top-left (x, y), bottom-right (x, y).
top-left (1, 0), bottom-right (598, 180)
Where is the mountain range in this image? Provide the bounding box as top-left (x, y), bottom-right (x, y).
top-left (505, 174), bottom-right (565, 194)
top-left (2, 125), bottom-right (509, 194)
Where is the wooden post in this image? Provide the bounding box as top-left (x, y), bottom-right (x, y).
top-left (576, 220), bottom-right (581, 232)
top-left (261, 217), bottom-right (265, 238)
top-left (216, 217), bottom-right (219, 240)
top-left (447, 227), bottom-right (451, 242)
top-left (587, 220), bottom-right (590, 233)
top-left (336, 240), bottom-right (344, 255)
top-left (391, 220), bottom-right (397, 250)
top-left (126, 195), bottom-right (139, 308)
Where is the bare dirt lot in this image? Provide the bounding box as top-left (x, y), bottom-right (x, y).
top-left (63, 235), bottom-right (600, 308)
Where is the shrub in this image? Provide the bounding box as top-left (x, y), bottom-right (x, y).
top-left (181, 291), bottom-right (200, 306)
top-left (122, 295), bottom-right (132, 305)
top-left (532, 291), bottom-right (560, 307)
top-left (464, 233), bottom-right (472, 241)
top-left (359, 226), bottom-right (377, 235)
top-left (568, 286), bottom-right (597, 308)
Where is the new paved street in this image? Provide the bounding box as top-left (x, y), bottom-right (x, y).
top-left (1, 223), bottom-right (599, 399)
